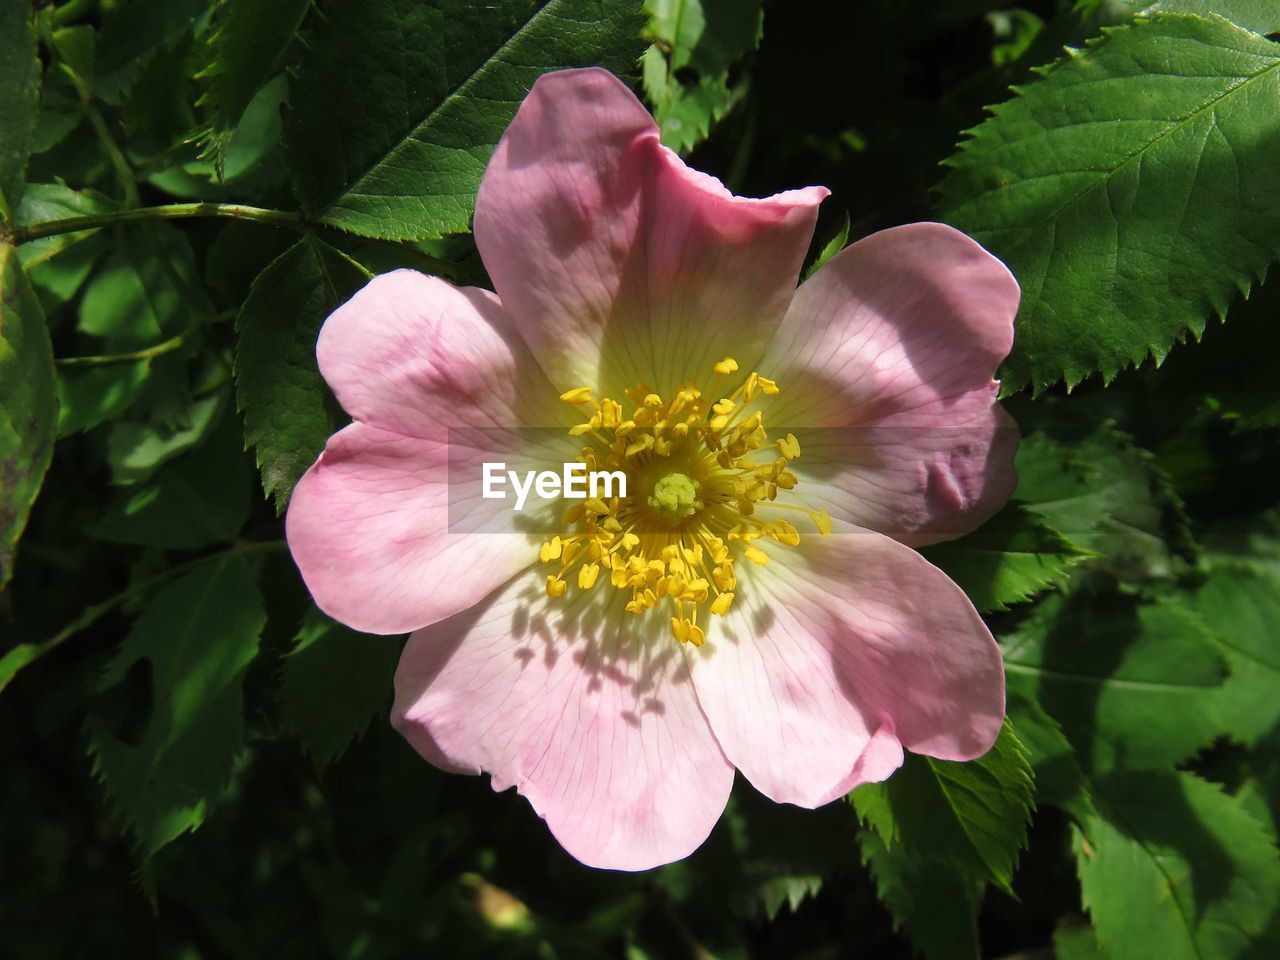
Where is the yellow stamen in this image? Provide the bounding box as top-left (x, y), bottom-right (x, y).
top-left (542, 365), bottom-right (826, 644)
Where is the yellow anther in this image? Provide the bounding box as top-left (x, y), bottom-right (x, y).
top-left (625, 436), bottom-right (652, 457)
top-left (578, 563), bottom-right (601, 589)
top-left (568, 415), bottom-right (599, 436)
top-left (771, 520), bottom-right (801, 546)
top-left (599, 398), bottom-right (623, 428)
top-left (539, 536), bottom-right (563, 563)
top-left (776, 432), bottom-right (801, 459)
top-left (812, 509), bottom-right (833, 535)
top-left (542, 368), bottom-right (823, 647)
top-left (712, 563), bottom-right (736, 592)
top-left (684, 579), bottom-right (710, 602)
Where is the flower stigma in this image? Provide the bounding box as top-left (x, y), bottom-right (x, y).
top-left (539, 360), bottom-right (832, 647)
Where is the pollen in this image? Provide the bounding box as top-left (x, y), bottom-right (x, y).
top-left (538, 360), bottom-right (831, 646)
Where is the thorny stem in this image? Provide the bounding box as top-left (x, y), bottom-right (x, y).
top-left (56, 320), bottom-right (203, 366)
top-left (8, 202), bottom-right (306, 244)
top-left (0, 540), bottom-right (287, 695)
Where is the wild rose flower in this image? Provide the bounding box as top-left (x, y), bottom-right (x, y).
top-left (285, 68), bottom-right (1020, 871)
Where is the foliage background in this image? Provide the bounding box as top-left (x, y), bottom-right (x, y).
top-left (3, 0), bottom-right (1280, 957)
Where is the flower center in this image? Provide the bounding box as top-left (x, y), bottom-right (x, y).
top-left (649, 473), bottom-right (701, 524)
top-left (539, 359), bottom-right (831, 647)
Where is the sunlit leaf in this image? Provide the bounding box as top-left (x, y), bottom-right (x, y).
top-left (922, 502), bottom-right (1092, 613)
top-left (278, 606), bottom-right (401, 769)
top-left (939, 14), bottom-right (1280, 393)
top-left (234, 236), bottom-right (368, 511)
top-left (1076, 770), bottom-right (1280, 960)
top-left (284, 0), bottom-right (647, 240)
top-left (850, 720), bottom-right (1033, 893)
top-left (641, 0), bottom-right (762, 154)
top-left (195, 0), bottom-right (311, 176)
top-left (1001, 589), bottom-right (1227, 774)
top-left (0, 243), bottom-right (57, 584)
top-left (0, 0), bottom-right (38, 222)
top-left (87, 554), bottom-right (266, 856)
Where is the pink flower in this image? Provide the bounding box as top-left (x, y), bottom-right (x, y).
top-left (285, 68), bottom-right (1019, 871)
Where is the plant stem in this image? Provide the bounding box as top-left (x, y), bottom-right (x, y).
top-left (57, 320), bottom-right (202, 366)
top-left (0, 540), bottom-right (287, 695)
top-left (11, 203), bottom-right (305, 244)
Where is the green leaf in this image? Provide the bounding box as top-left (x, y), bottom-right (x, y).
top-left (1006, 691), bottom-right (1095, 821)
top-left (15, 183), bottom-right (119, 267)
top-left (1075, 770), bottom-right (1280, 960)
top-left (78, 226), bottom-right (205, 347)
top-left (91, 408), bottom-right (253, 550)
top-left (858, 829), bottom-right (983, 960)
top-left (0, 243), bottom-right (57, 584)
top-left (28, 233), bottom-right (107, 311)
top-left (93, 0), bottom-right (204, 104)
top-left (803, 211), bottom-right (850, 281)
top-left (850, 720), bottom-right (1034, 894)
top-left (938, 14), bottom-right (1280, 393)
top-left (757, 875), bottom-right (824, 923)
top-left (107, 391), bottom-right (223, 486)
top-left (1143, 2), bottom-right (1280, 35)
top-left (0, 0), bottom-right (39, 222)
top-left (1001, 589), bottom-right (1228, 774)
top-left (87, 554), bottom-right (266, 856)
top-left (1195, 563), bottom-right (1280, 748)
top-left (234, 236), bottom-right (367, 511)
top-left (921, 502), bottom-right (1093, 612)
top-left (279, 607), bottom-right (401, 769)
top-left (1014, 423), bottom-right (1194, 582)
top-left (195, 0), bottom-right (311, 176)
top-left (283, 0), bottom-right (648, 241)
top-left (641, 0), bottom-right (763, 154)
top-left (57, 360), bottom-right (152, 437)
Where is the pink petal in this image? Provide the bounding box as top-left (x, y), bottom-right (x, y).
top-left (474, 67), bottom-right (826, 394)
top-left (286, 423), bottom-right (538, 635)
top-left (688, 526), bottom-right (1004, 806)
top-left (393, 576), bottom-right (735, 870)
top-left (316, 269), bottom-right (564, 438)
top-left (288, 269), bottom-right (575, 634)
top-left (762, 222), bottom-right (1020, 544)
